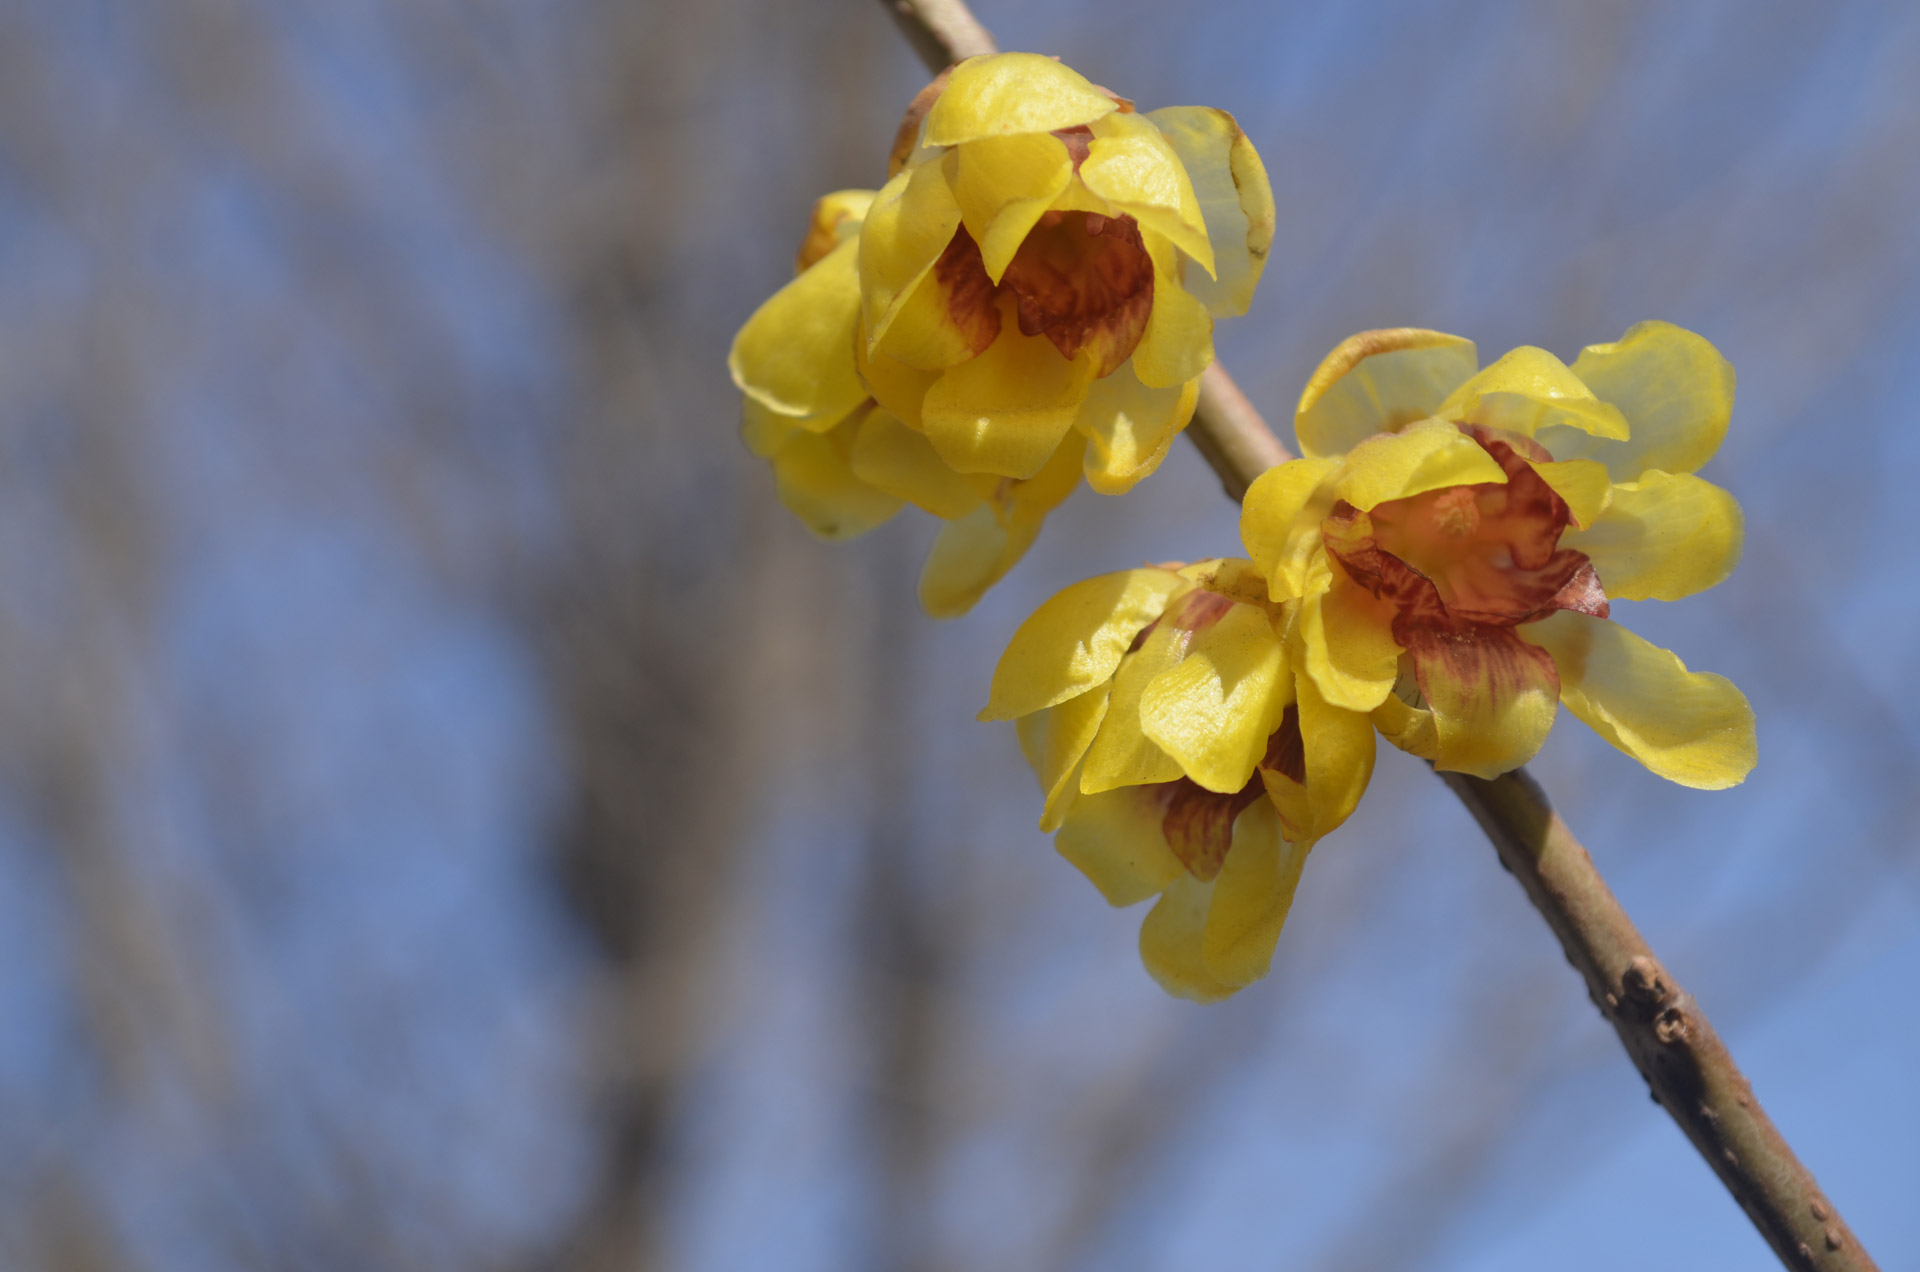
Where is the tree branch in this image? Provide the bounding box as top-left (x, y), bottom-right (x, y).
top-left (876, 2), bottom-right (1880, 1268)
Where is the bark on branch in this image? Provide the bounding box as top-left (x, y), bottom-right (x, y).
top-left (876, 2), bottom-right (1880, 1268)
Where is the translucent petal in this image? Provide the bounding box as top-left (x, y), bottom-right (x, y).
top-left (1035, 683), bottom-right (1111, 833)
top-left (1526, 458), bottom-right (1613, 528)
top-left (1334, 417), bottom-right (1508, 511)
top-left (1240, 457), bottom-right (1339, 600)
top-left (1139, 874), bottom-right (1235, 1002)
top-left (1371, 679), bottom-right (1438, 761)
top-left (768, 414), bottom-right (903, 540)
top-left (1562, 470), bottom-right (1743, 601)
top-left (728, 235), bottom-right (867, 423)
top-left (921, 301), bottom-right (1098, 478)
top-left (1202, 800), bottom-right (1307, 988)
top-left (949, 133), bottom-right (1075, 284)
top-left (1139, 603), bottom-right (1292, 793)
top-left (1523, 611), bottom-right (1755, 789)
top-left (980, 567), bottom-right (1187, 720)
top-left (1129, 233), bottom-right (1214, 389)
top-left (741, 396), bottom-right (800, 459)
top-left (858, 161), bottom-right (964, 346)
top-left (1080, 618), bottom-right (1192, 793)
top-left (1055, 784), bottom-right (1184, 906)
top-left (1295, 329), bottom-right (1478, 459)
top-left (918, 501), bottom-right (1034, 619)
top-left (924, 52), bottom-right (1119, 146)
top-left (1437, 345), bottom-right (1624, 437)
top-left (1555, 320), bottom-right (1735, 480)
top-left (1146, 106), bottom-right (1274, 317)
top-left (1076, 358), bottom-right (1198, 495)
top-left (1081, 111), bottom-right (1214, 278)
top-left (1292, 676), bottom-right (1376, 838)
top-left (850, 407), bottom-right (982, 519)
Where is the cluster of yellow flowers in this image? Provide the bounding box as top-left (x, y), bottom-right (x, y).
top-left (731, 54), bottom-right (1755, 1001)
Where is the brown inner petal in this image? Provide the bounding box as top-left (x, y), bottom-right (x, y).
top-left (997, 211), bottom-right (1153, 375)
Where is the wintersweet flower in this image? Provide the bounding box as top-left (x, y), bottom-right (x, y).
top-left (858, 52), bottom-right (1274, 496)
top-left (730, 189), bottom-right (1084, 616)
top-left (981, 560), bottom-right (1374, 1001)
top-left (1241, 322), bottom-right (1758, 786)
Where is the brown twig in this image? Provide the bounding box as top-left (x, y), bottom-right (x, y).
top-left (875, 2), bottom-right (1880, 1268)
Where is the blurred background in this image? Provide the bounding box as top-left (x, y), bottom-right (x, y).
top-left (0, 1), bottom-right (1915, 1269)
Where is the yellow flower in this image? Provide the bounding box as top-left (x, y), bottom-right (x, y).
top-left (1241, 322), bottom-right (1757, 786)
top-left (980, 560), bottom-right (1375, 1001)
top-left (730, 190), bottom-right (1085, 616)
top-left (858, 52), bottom-right (1274, 496)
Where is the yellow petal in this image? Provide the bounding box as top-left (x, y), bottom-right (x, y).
top-left (1202, 800), bottom-right (1307, 988)
top-left (1293, 676), bottom-right (1375, 839)
top-left (1081, 110), bottom-right (1215, 278)
top-left (1294, 568), bottom-right (1401, 711)
top-left (1295, 329), bottom-right (1479, 459)
top-left (980, 567), bottom-right (1187, 720)
top-left (1371, 674), bottom-right (1439, 761)
top-left (1128, 232), bottom-right (1215, 389)
top-left (1333, 417), bottom-right (1508, 512)
top-left (1555, 320), bottom-right (1736, 480)
top-left (1076, 358), bottom-right (1198, 495)
top-left (855, 337), bottom-right (941, 430)
top-left (1055, 783), bottom-right (1184, 906)
top-left (1523, 611), bottom-right (1755, 788)
top-left (1145, 106), bottom-right (1273, 317)
top-left (918, 501), bottom-right (1034, 619)
top-left (1006, 426), bottom-right (1088, 520)
top-left (741, 396), bottom-right (800, 459)
top-left (949, 133), bottom-right (1075, 283)
top-left (858, 161), bottom-right (964, 347)
top-left (1138, 874), bottom-right (1235, 1002)
top-left (1080, 616), bottom-right (1192, 793)
top-left (921, 301), bottom-right (1098, 477)
top-left (873, 249), bottom-right (1001, 372)
top-left (850, 406), bottom-right (982, 519)
top-left (924, 53), bottom-right (1119, 146)
top-left (1240, 457), bottom-right (1340, 600)
top-left (1406, 627), bottom-right (1559, 778)
top-left (1526, 458), bottom-right (1613, 528)
top-left (1562, 470), bottom-right (1743, 601)
top-left (795, 188), bottom-right (876, 271)
top-left (1034, 683), bottom-right (1112, 832)
top-left (768, 412), bottom-right (903, 540)
top-left (729, 235), bottom-right (867, 423)
top-left (1139, 602), bottom-right (1293, 793)
top-left (1436, 346), bottom-right (1628, 441)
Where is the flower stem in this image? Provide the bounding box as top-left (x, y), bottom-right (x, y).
top-left (876, 2), bottom-right (1881, 1267)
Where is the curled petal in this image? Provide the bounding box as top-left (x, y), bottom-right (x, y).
top-left (1128, 233), bottom-right (1214, 389)
top-left (767, 411), bottom-right (903, 541)
top-left (1201, 800), bottom-right (1308, 989)
top-left (1240, 456), bottom-right (1339, 600)
top-left (795, 189), bottom-right (876, 271)
top-left (729, 235), bottom-right (867, 423)
top-left (1031, 683), bottom-right (1112, 832)
top-left (1334, 417), bottom-right (1508, 511)
top-left (850, 407), bottom-right (982, 519)
top-left (925, 52), bottom-right (1119, 146)
top-left (1139, 874), bottom-right (1234, 1002)
top-left (1562, 470), bottom-right (1743, 602)
top-left (1076, 358), bottom-right (1198, 495)
top-left (1522, 611), bottom-right (1755, 789)
top-left (949, 133), bottom-right (1075, 283)
top-left (1554, 320), bottom-right (1735, 480)
top-left (1295, 568), bottom-right (1402, 712)
top-left (859, 161), bottom-right (965, 346)
top-left (1259, 677), bottom-right (1377, 841)
top-left (981, 566), bottom-right (1187, 720)
top-left (1438, 346), bottom-right (1628, 441)
top-left (1080, 111), bottom-right (1214, 278)
top-left (1080, 617), bottom-right (1193, 793)
top-left (1056, 784), bottom-right (1185, 906)
top-left (872, 226), bottom-right (1001, 372)
top-left (1139, 602), bottom-right (1293, 793)
top-left (1146, 106), bottom-right (1273, 317)
top-left (1295, 329), bottom-right (1478, 459)
top-left (921, 299), bottom-right (1098, 477)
